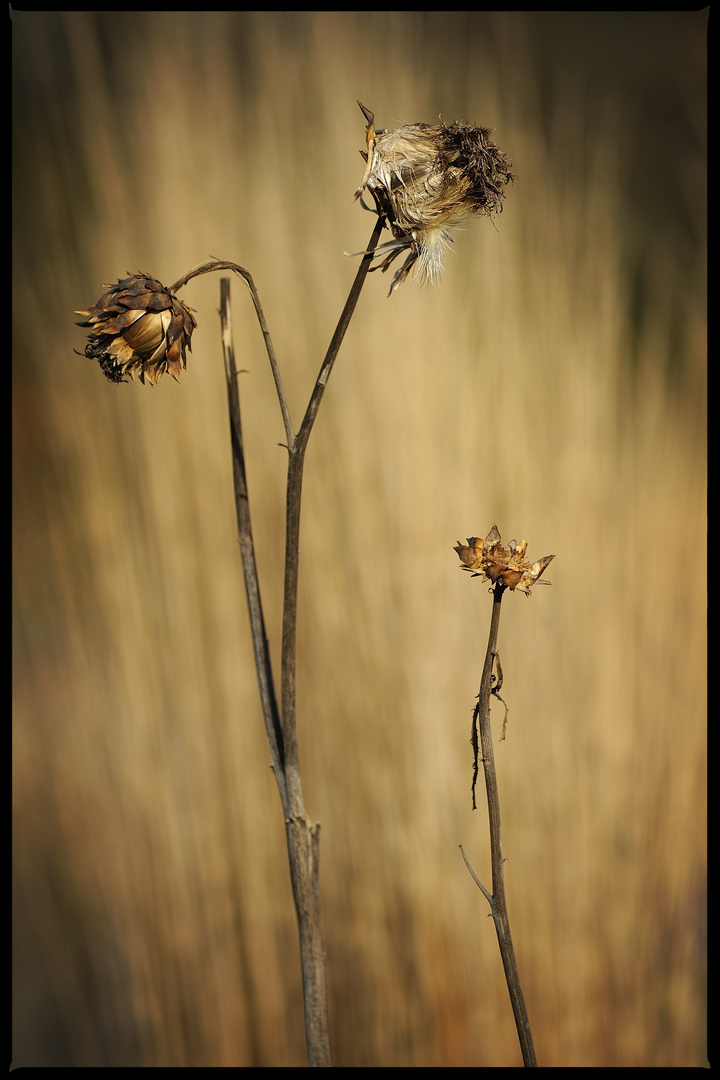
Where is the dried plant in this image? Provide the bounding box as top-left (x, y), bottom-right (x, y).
top-left (75, 231), bottom-right (386, 1066)
top-left (75, 105), bottom-right (518, 1067)
top-left (454, 525), bottom-right (554, 596)
top-left (75, 273), bottom-right (197, 385)
top-left (350, 101), bottom-right (515, 292)
top-left (456, 526), bottom-right (555, 1068)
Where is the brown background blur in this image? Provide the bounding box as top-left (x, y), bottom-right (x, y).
top-left (12, 11), bottom-right (706, 1068)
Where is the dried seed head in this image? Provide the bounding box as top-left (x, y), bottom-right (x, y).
top-left (454, 525), bottom-right (554, 597)
top-left (352, 102), bottom-right (515, 294)
top-left (75, 273), bottom-right (197, 385)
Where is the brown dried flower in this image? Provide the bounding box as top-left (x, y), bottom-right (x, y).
top-left (351, 102), bottom-right (515, 293)
top-left (76, 273), bottom-right (197, 385)
top-left (454, 525), bottom-right (554, 597)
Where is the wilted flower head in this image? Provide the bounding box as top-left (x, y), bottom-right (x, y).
top-left (352, 102), bottom-right (515, 293)
top-left (76, 273), bottom-right (197, 385)
top-left (454, 525), bottom-right (554, 597)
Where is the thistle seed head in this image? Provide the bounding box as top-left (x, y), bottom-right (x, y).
top-left (75, 273), bottom-right (197, 385)
top-left (353, 102), bottom-right (515, 294)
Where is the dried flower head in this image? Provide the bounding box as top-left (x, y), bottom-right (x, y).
top-left (454, 525), bottom-right (554, 597)
top-left (351, 102), bottom-right (515, 293)
top-left (75, 273), bottom-right (197, 385)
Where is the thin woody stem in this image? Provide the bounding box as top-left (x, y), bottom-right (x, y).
top-left (464, 582), bottom-right (537, 1067)
top-left (218, 275), bottom-right (329, 1065)
top-left (280, 218), bottom-right (383, 759)
top-left (219, 280), bottom-right (286, 800)
top-left (276, 220), bottom-right (382, 1065)
top-left (212, 219), bottom-right (382, 1067)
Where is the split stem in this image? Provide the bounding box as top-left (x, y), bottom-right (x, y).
top-left (217, 218), bottom-right (382, 1066)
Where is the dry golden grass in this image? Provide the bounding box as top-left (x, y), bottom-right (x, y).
top-left (13, 11), bottom-right (706, 1067)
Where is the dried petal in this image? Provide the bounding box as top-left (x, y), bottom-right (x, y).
top-left (454, 537), bottom-right (484, 570)
top-left (484, 525), bottom-right (502, 547)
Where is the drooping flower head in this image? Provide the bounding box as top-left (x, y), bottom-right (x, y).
top-left (454, 525), bottom-right (554, 597)
top-left (353, 102), bottom-right (515, 293)
top-left (75, 273), bottom-right (197, 385)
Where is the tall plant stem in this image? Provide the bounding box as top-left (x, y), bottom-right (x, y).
top-left (217, 218), bottom-right (382, 1067)
top-left (276, 220), bottom-right (382, 1066)
top-left (461, 582), bottom-right (537, 1067)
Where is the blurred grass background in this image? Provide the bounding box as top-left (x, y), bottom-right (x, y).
top-left (12, 11), bottom-right (706, 1067)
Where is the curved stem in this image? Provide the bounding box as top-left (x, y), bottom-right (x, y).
top-left (171, 259), bottom-right (294, 448)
